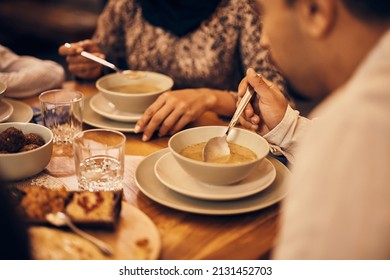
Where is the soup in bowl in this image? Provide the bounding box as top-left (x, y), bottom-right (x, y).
top-left (168, 126), bottom-right (270, 185)
top-left (179, 142), bottom-right (257, 164)
top-left (96, 71), bottom-right (174, 114)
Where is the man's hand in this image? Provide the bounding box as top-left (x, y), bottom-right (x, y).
top-left (238, 68), bottom-right (288, 135)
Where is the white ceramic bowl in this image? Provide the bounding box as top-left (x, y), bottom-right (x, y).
top-left (168, 126), bottom-right (270, 185)
top-left (96, 71), bottom-right (174, 114)
top-left (0, 122), bottom-right (53, 181)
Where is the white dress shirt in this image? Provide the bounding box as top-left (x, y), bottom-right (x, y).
top-left (266, 29), bottom-right (390, 259)
top-left (0, 45), bottom-right (65, 98)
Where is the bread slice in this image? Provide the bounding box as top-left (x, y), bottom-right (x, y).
top-left (8, 174), bottom-right (122, 230)
top-left (65, 190), bottom-right (122, 229)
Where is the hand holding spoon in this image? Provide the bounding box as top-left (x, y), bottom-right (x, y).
top-left (202, 86), bottom-right (255, 162)
top-left (64, 43), bottom-right (144, 79)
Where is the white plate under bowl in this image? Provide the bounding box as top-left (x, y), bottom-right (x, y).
top-left (154, 152), bottom-right (276, 201)
top-left (3, 98), bottom-right (33, 123)
top-left (0, 99), bottom-right (14, 123)
top-left (90, 93), bottom-right (142, 122)
top-left (135, 149), bottom-right (290, 215)
top-left (83, 96), bottom-right (136, 133)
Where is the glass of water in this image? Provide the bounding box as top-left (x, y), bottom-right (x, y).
top-left (73, 129), bottom-right (126, 191)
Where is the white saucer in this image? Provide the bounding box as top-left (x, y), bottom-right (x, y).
top-left (83, 96), bottom-right (136, 133)
top-left (154, 152), bottom-right (276, 201)
top-left (3, 98), bottom-right (33, 123)
top-left (90, 93), bottom-right (142, 122)
top-left (135, 149), bottom-right (290, 215)
top-left (0, 99), bottom-right (14, 122)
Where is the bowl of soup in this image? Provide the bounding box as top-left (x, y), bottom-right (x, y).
top-left (168, 126), bottom-right (270, 185)
top-left (96, 71), bottom-right (174, 114)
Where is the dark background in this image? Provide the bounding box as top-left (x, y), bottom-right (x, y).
top-left (0, 0), bottom-right (107, 72)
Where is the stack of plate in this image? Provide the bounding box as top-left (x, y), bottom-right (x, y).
top-left (83, 93), bottom-right (138, 132)
top-left (0, 98), bottom-right (34, 123)
top-left (135, 149), bottom-right (290, 215)
top-left (0, 82), bottom-right (33, 123)
top-left (0, 98), bottom-right (13, 123)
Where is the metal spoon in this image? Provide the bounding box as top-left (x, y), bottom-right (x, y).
top-left (64, 43), bottom-right (145, 79)
top-left (46, 211), bottom-right (113, 256)
top-left (203, 86), bottom-right (254, 162)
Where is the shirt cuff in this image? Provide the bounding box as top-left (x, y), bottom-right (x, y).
top-left (263, 105), bottom-right (298, 146)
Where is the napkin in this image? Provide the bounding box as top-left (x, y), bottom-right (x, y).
top-left (58, 155), bottom-right (144, 201)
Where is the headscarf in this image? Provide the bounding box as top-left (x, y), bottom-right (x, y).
top-left (139, 0), bottom-right (221, 37)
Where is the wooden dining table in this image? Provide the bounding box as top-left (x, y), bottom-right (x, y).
top-left (22, 80), bottom-right (283, 260)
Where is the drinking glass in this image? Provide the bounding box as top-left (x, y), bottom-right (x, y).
top-left (73, 129), bottom-right (126, 191)
top-left (39, 89), bottom-right (84, 176)
top-left (39, 89), bottom-right (84, 145)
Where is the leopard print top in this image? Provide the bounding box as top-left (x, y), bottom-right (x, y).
top-left (93, 0), bottom-right (285, 92)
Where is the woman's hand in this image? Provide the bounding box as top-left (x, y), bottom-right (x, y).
top-left (135, 88), bottom-right (220, 141)
top-left (238, 68), bottom-right (288, 135)
top-left (58, 40), bottom-right (104, 79)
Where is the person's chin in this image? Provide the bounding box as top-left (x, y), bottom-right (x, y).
top-left (266, 53), bottom-right (310, 101)
top-left (285, 81), bottom-right (312, 101)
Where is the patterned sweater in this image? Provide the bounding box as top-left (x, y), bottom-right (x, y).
top-left (93, 0), bottom-right (285, 92)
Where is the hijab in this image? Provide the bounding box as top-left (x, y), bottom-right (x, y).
top-left (139, 0), bottom-right (221, 37)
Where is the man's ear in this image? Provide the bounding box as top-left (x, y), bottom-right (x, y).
top-left (296, 0), bottom-right (337, 38)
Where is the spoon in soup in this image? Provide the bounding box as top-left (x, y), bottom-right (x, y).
top-left (202, 86), bottom-right (255, 163)
top-left (64, 43), bottom-right (145, 79)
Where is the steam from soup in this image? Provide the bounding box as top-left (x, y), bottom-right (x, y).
top-left (180, 142), bottom-right (257, 164)
top-left (108, 83), bottom-right (161, 94)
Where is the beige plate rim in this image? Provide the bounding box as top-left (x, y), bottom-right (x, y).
top-left (30, 202), bottom-right (161, 260)
top-left (0, 99), bottom-right (14, 122)
top-left (136, 148), bottom-right (290, 215)
top-left (3, 98), bottom-right (33, 123)
top-left (83, 96), bottom-right (136, 133)
top-left (154, 152), bottom-right (276, 201)
top-left (89, 93), bottom-right (142, 122)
